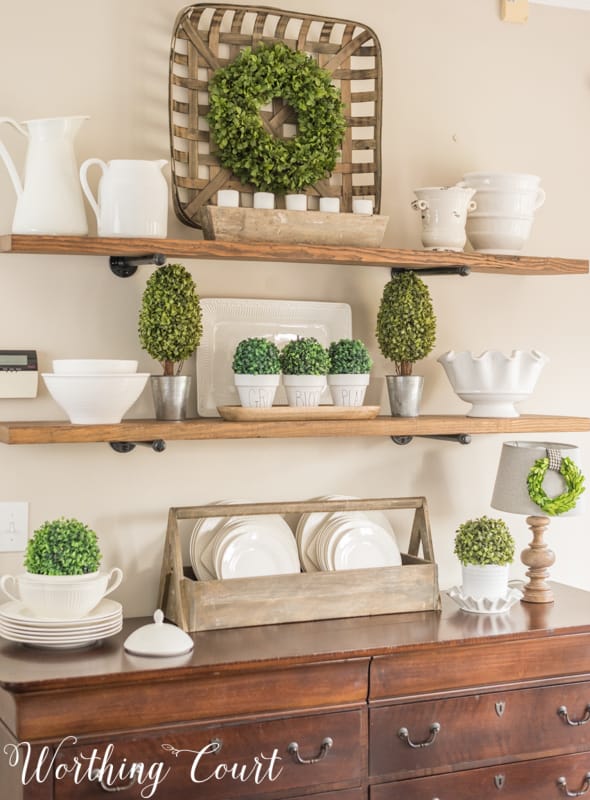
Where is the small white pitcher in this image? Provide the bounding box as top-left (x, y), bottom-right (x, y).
top-left (411, 186), bottom-right (477, 251)
top-left (80, 158), bottom-right (168, 237)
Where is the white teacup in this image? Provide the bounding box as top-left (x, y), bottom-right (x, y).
top-left (0, 567), bottom-right (123, 619)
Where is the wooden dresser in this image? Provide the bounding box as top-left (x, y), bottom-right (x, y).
top-left (0, 583), bottom-right (589, 799)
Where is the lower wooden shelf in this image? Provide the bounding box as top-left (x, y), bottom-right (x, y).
top-left (0, 414), bottom-right (588, 445)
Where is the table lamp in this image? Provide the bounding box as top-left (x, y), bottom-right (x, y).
top-left (491, 441), bottom-right (585, 604)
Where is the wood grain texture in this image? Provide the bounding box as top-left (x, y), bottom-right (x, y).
top-left (0, 235), bottom-right (587, 274)
top-left (217, 405), bottom-right (381, 422)
top-left (160, 497), bottom-right (439, 632)
top-left (370, 750), bottom-right (590, 800)
top-left (0, 414), bottom-right (588, 445)
top-left (369, 681), bottom-right (590, 779)
top-left (199, 207), bottom-right (389, 247)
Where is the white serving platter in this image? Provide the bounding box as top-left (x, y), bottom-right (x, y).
top-left (196, 298), bottom-right (352, 417)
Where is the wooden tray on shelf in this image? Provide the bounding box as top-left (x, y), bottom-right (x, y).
top-left (199, 206), bottom-right (389, 247)
top-left (217, 405), bottom-right (380, 422)
top-left (169, 4), bottom-right (383, 227)
top-left (158, 496), bottom-right (440, 632)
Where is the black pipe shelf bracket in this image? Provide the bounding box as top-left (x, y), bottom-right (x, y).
top-left (390, 266), bottom-right (471, 278)
top-left (110, 440), bottom-right (167, 454)
top-left (391, 434), bottom-right (472, 446)
top-left (109, 253), bottom-right (167, 278)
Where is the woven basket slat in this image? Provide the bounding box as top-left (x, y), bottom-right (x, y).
top-left (169, 3), bottom-right (382, 227)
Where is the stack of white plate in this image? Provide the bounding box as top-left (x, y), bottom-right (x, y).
top-left (190, 502), bottom-right (300, 580)
top-left (0, 598), bottom-right (123, 649)
top-left (296, 496), bottom-right (401, 572)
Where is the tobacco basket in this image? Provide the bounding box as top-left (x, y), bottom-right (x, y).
top-left (169, 3), bottom-right (383, 227)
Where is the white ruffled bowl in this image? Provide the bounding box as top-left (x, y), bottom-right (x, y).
top-left (437, 350), bottom-right (548, 417)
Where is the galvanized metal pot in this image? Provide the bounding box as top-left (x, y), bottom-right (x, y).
top-left (386, 375), bottom-right (423, 417)
top-left (150, 376), bottom-right (191, 420)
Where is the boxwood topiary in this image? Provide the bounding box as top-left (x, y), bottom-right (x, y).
top-left (24, 518), bottom-right (102, 576)
top-left (138, 263), bottom-right (203, 376)
top-left (376, 271), bottom-right (436, 376)
top-left (280, 337), bottom-right (330, 376)
top-left (328, 339), bottom-right (373, 374)
top-left (232, 338), bottom-right (281, 375)
top-left (453, 516), bottom-right (515, 567)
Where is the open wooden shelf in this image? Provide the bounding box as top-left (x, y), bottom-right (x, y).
top-left (0, 235), bottom-right (587, 275)
top-left (0, 414), bottom-right (588, 446)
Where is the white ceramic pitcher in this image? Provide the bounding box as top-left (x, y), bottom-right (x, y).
top-left (79, 158), bottom-right (168, 237)
top-left (0, 116), bottom-right (89, 235)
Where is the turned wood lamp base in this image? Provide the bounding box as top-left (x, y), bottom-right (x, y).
top-left (520, 515), bottom-right (556, 604)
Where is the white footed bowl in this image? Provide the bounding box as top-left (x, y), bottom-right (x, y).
top-left (43, 373), bottom-right (149, 424)
top-left (438, 350), bottom-right (548, 417)
top-left (53, 359), bottom-right (138, 374)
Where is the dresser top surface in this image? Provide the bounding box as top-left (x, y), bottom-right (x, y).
top-left (0, 583), bottom-right (588, 692)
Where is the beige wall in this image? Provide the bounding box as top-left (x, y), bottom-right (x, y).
top-left (0, 0), bottom-right (588, 616)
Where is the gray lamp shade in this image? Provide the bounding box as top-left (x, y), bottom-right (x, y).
top-left (491, 440), bottom-right (585, 517)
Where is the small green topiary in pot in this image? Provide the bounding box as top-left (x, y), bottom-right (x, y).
top-left (328, 338), bottom-right (373, 374)
top-left (24, 518), bottom-right (102, 576)
top-left (232, 338), bottom-right (281, 375)
top-left (280, 337), bottom-right (330, 375)
top-left (454, 516), bottom-right (515, 566)
top-left (376, 271), bottom-right (436, 376)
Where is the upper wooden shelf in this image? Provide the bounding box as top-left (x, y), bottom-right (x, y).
top-left (0, 235), bottom-right (587, 275)
top-left (0, 414), bottom-right (588, 446)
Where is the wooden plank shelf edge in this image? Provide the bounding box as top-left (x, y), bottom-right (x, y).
top-left (0, 414), bottom-right (588, 445)
top-left (0, 235), bottom-right (587, 275)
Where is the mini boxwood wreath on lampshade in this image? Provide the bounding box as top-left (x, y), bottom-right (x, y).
top-left (207, 42), bottom-right (346, 195)
top-left (527, 456), bottom-right (585, 515)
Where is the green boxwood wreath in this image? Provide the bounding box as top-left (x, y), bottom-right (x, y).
top-left (207, 42), bottom-right (346, 195)
top-left (526, 456), bottom-right (585, 516)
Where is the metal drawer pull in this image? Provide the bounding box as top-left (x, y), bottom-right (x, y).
top-left (558, 704), bottom-right (590, 726)
top-left (288, 736), bottom-right (333, 764)
top-left (90, 766), bottom-right (141, 792)
top-left (398, 722), bottom-right (441, 749)
top-left (557, 773), bottom-right (590, 797)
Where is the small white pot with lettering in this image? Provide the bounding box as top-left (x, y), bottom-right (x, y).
top-left (234, 374), bottom-right (280, 409)
top-left (327, 374), bottom-right (370, 406)
top-left (283, 375), bottom-right (327, 407)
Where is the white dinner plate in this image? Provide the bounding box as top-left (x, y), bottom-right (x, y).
top-left (215, 528), bottom-right (300, 580)
top-left (331, 522), bottom-right (402, 570)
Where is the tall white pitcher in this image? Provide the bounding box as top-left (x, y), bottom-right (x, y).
top-left (0, 116), bottom-right (89, 235)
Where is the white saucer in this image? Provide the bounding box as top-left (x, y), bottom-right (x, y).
top-left (447, 586), bottom-right (523, 615)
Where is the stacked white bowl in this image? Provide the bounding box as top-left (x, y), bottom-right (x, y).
top-left (43, 359), bottom-right (149, 424)
top-left (458, 172), bottom-right (545, 254)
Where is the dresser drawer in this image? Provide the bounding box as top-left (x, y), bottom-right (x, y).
top-left (54, 709), bottom-right (365, 799)
top-left (370, 750), bottom-right (590, 799)
top-left (371, 632), bottom-right (590, 699)
top-left (370, 681), bottom-right (590, 779)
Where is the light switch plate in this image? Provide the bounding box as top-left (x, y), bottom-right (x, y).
top-left (501, 0), bottom-right (529, 21)
top-left (0, 502), bottom-right (28, 552)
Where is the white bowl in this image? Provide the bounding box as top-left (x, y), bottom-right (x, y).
top-left (42, 373), bottom-right (149, 424)
top-left (52, 359), bottom-right (138, 374)
top-left (460, 172), bottom-right (541, 190)
top-left (437, 350), bottom-right (548, 417)
top-left (465, 214), bottom-right (534, 254)
top-left (466, 188), bottom-right (544, 217)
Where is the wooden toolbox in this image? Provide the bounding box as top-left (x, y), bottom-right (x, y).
top-left (158, 496), bottom-right (440, 632)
